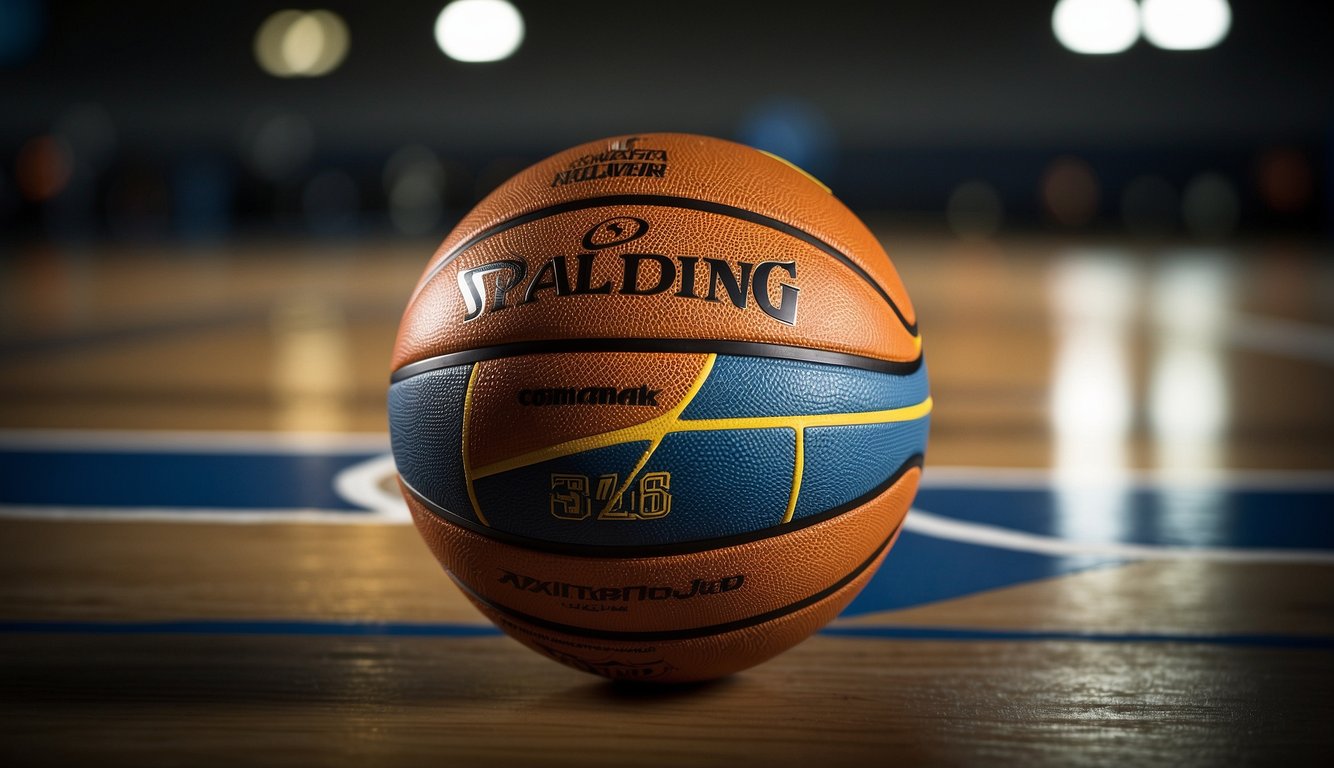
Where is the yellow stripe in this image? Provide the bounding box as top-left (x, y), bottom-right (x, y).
top-left (599, 436), bottom-right (662, 517)
top-left (783, 428), bottom-right (804, 524)
top-left (664, 396), bottom-right (933, 434)
top-left (471, 384), bottom-right (933, 481)
top-left (460, 363), bottom-right (490, 526)
top-left (474, 354), bottom-right (719, 481)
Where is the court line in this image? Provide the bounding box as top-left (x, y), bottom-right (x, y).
top-left (2, 429), bottom-right (1329, 491)
top-left (0, 505), bottom-right (396, 525)
top-left (819, 625), bottom-right (1334, 648)
top-left (0, 429), bottom-right (390, 453)
top-left (5, 427), bottom-right (1328, 488)
top-left (1, 619), bottom-right (1330, 648)
top-left (921, 465), bottom-right (1334, 490)
top-left (0, 620), bottom-right (501, 637)
top-left (905, 509), bottom-right (1334, 564)
top-left (11, 502), bottom-right (1327, 567)
top-left (332, 454), bottom-right (410, 521)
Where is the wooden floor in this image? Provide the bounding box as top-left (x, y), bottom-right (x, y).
top-left (1, 231), bottom-right (1332, 765)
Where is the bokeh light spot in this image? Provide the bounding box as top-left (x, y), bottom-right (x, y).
top-left (1141, 0), bottom-right (1231, 51)
top-left (1052, 0), bottom-right (1140, 55)
top-left (434, 0), bottom-right (525, 63)
top-left (738, 99), bottom-right (837, 181)
top-left (255, 9), bottom-right (349, 77)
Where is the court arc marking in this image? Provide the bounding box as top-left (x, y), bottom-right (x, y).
top-left (1, 428), bottom-right (1331, 567)
top-left (6, 429), bottom-right (1327, 490)
top-left (3, 441), bottom-right (1332, 557)
top-left (403, 457), bottom-right (923, 559)
top-left (905, 509), bottom-right (1334, 565)
top-left (331, 453), bottom-right (410, 522)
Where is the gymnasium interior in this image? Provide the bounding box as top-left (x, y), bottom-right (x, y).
top-left (2, 1), bottom-right (1331, 765)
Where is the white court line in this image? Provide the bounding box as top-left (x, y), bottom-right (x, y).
top-left (0, 429), bottom-right (390, 454)
top-left (9, 499), bottom-right (1332, 567)
top-left (0, 505), bottom-right (399, 525)
top-left (4, 446), bottom-right (1333, 567)
top-left (0, 453), bottom-right (412, 525)
top-left (3, 428), bottom-right (1330, 491)
top-left (905, 509), bottom-right (1334, 565)
top-left (921, 465), bottom-right (1334, 490)
top-left (333, 453), bottom-right (411, 521)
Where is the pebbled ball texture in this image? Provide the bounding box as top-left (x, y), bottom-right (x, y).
top-left (390, 133), bottom-right (929, 682)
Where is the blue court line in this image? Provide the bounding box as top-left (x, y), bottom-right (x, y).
top-left (2, 619), bottom-right (1331, 649)
top-left (0, 620), bottom-right (503, 637)
top-left (820, 626), bottom-right (1334, 648)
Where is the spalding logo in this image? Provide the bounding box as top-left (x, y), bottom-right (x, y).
top-left (456, 218), bottom-right (800, 325)
top-left (582, 217), bottom-right (649, 250)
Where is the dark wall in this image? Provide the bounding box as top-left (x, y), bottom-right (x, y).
top-left (1, 1), bottom-right (1330, 234)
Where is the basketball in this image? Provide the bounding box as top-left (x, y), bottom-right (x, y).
top-left (389, 133), bottom-right (930, 682)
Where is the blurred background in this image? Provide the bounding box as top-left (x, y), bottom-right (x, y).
top-left (1, 0), bottom-right (1331, 470)
top-left (1, 0), bottom-right (1330, 243)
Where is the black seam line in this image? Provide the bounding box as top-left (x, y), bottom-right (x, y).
top-left (403, 454), bottom-right (925, 559)
top-left (409, 193), bottom-right (918, 335)
top-left (391, 338), bottom-right (923, 383)
top-left (454, 518), bottom-right (900, 644)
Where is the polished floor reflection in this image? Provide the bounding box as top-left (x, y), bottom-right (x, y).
top-left (0, 232), bottom-right (1331, 765)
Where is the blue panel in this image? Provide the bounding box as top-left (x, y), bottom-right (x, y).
top-left (639, 428), bottom-right (794, 539)
top-left (387, 365), bottom-right (473, 519)
top-left (793, 417), bottom-right (930, 520)
top-left (474, 428), bottom-right (794, 546)
top-left (681, 354), bottom-right (928, 420)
